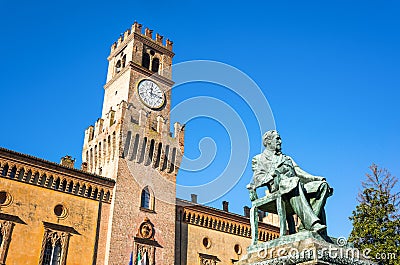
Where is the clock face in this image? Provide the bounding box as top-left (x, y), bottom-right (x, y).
top-left (137, 80), bottom-right (165, 109)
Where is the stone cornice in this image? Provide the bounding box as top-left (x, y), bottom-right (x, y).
top-left (0, 147), bottom-right (115, 187)
top-left (176, 198), bottom-right (279, 241)
top-left (103, 64), bottom-right (131, 90)
top-left (103, 62), bottom-right (174, 90)
top-left (0, 147), bottom-right (114, 203)
top-left (177, 198), bottom-right (279, 232)
top-left (129, 62), bottom-right (174, 86)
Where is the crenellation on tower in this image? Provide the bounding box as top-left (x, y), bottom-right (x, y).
top-left (131, 21), bottom-right (142, 34)
top-left (94, 118), bottom-right (104, 135)
top-left (83, 125), bottom-right (94, 144)
top-left (145, 28), bottom-right (153, 38)
top-left (109, 21), bottom-right (174, 56)
top-left (166, 39), bottom-right (173, 51)
top-left (82, 101), bottom-right (128, 176)
top-left (156, 33), bottom-right (163, 45)
top-left (123, 29), bottom-right (130, 40)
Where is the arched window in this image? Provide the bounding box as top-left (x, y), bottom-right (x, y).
top-left (94, 145), bottom-right (98, 172)
top-left (41, 236), bottom-right (65, 265)
top-left (162, 145), bottom-right (170, 171)
top-left (138, 137), bottom-right (147, 164)
top-left (42, 241), bottom-right (53, 265)
top-left (103, 139), bottom-right (107, 163)
top-left (1, 164), bottom-right (9, 177)
top-left (115, 60), bottom-right (122, 73)
top-left (54, 178), bottom-right (60, 190)
top-left (89, 148), bottom-right (93, 171)
top-left (68, 181), bottom-right (74, 193)
top-left (169, 147), bottom-right (177, 173)
top-left (52, 241), bottom-right (62, 265)
top-left (9, 166), bottom-right (17, 179)
top-left (98, 142), bottom-right (102, 164)
top-left (18, 168), bottom-right (25, 181)
top-left (93, 188), bottom-right (98, 200)
top-left (87, 186), bottom-right (92, 198)
top-left (32, 172), bottom-right (39, 184)
top-left (25, 170), bottom-right (32, 182)
top-left (131, 134), bottom-right (140, 161)
top-left (107, 136), bottom-right (111, 162)
top-left (61, 179), bottom-right (67, 191)
top-left (112, 132), bottom-right (116, 160)
top-left (122, 54), bottom-right (126, 68)
top-left (74, 183), bottom-right (80, 195)
top-left (142, 53), bottom-right (150, 69)
top-left (40, 174), bottom-right (47, 186)
top-left (151, 58), bottom-right (159, 73)
top-left (146, 139), bottom-right (155, 166)
top-left (81, 185), bottom-right (86, 196)
top-left (140, 187), bottom-right (153, 210)
top-left (154, 142), bottom-right (162, 169)
top-left (47, 176), bottom-right (54, 188)
top-left (123, 131), bottom-right (132, 158)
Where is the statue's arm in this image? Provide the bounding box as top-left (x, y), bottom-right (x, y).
top-left (247, 157), bottom-right (260, 201)
top-left (247, 156), bottom-right (275, 201)
top-left (292, 158), bottom-right (326, 182)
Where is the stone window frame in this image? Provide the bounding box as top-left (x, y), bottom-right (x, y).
top-left (0, 220), bottom-right (15, 265)
top-left (198, 253), bottom-right (220, 265)
top-left (38, 223), bottom-right (73, 265)
top-left (142, 46), bottom-right (162, 74)
top-left (140, 186), bottom-right (155, 212)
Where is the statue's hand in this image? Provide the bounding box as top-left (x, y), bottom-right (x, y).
top-left (267, 179), bottom-right (278, 193)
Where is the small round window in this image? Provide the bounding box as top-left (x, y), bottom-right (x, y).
top-left (54, 204), bottom-right (68, 219)
top-left (202, 237), bottom-right (211, 249)
top-left (0, 191), bottom-right (12, 207)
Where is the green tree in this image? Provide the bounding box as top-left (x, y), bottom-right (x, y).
top-left (349, 164), bottom-right (400, 265)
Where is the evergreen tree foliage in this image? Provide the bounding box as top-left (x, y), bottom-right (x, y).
top-left (349, 164), bottom-right (400, 265)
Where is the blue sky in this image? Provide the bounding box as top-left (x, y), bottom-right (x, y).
top-left (1, 0), bottom-right (399, 238)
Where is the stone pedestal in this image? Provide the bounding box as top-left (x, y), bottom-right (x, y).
top-left (237, 231), bottom-right (375, 265)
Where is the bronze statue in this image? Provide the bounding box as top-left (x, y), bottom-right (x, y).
top-left (247, 130), bottom-right (332, 244)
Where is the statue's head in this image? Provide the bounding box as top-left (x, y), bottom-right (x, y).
top-left (262, 130), bottom-right (282, 153)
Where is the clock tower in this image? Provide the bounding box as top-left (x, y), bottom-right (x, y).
top-left (82, 22), bottom-right (184, 265)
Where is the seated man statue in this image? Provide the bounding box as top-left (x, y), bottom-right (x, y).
top-left (247, 130), bottom-right (332, 243)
